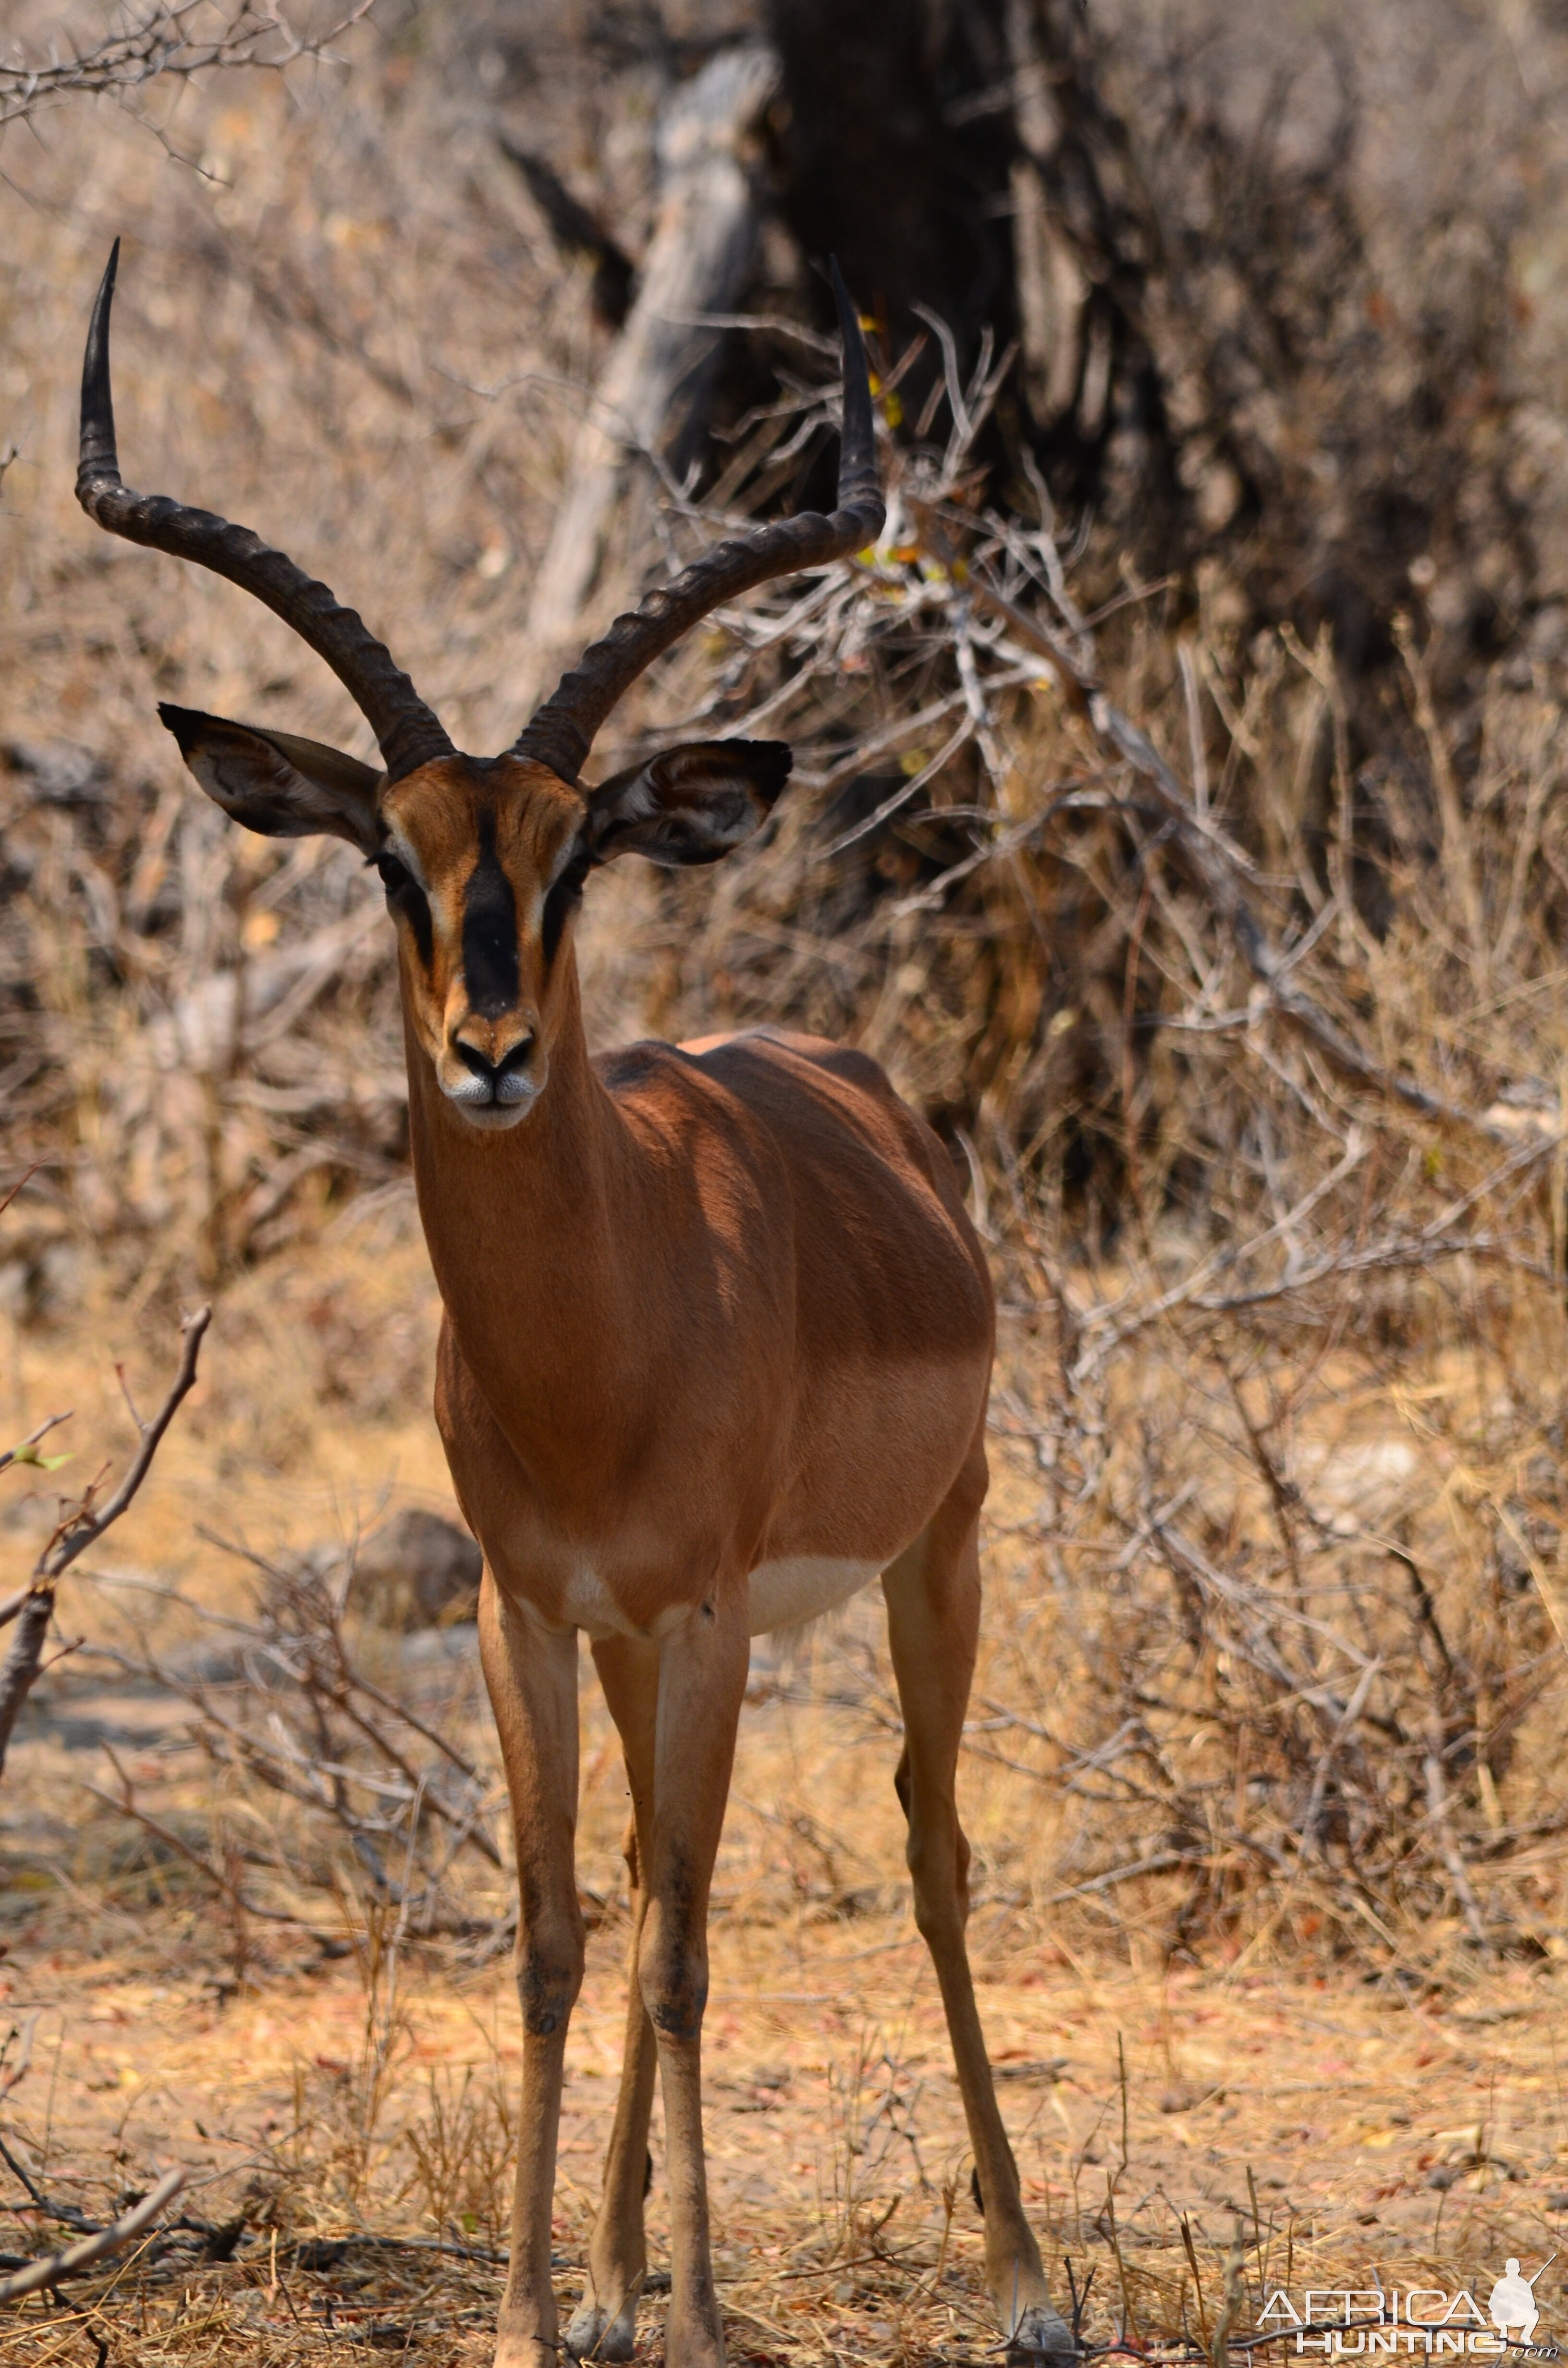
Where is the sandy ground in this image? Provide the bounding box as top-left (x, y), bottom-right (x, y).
top-left (2, 1759), bottom-right (1566, 2362)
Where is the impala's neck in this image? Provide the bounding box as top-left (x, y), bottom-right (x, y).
top-left (404, 958), bottom-right (635, 1438)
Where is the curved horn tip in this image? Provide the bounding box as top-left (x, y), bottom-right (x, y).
top-left (828, 255), bottom-right (865, 383)
top-left (79, 237), bottom-right (124, 496)
top-left (828, 253), bottom-right (855, 329)
top-left (826, 254), bottom-right (881, 525)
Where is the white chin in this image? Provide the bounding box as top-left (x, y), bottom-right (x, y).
top-left (447, 1093), bottom-right (536, 1131)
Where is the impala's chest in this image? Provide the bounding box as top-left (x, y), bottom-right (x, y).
top-left (426, 1028), bottom-right (992, 1643)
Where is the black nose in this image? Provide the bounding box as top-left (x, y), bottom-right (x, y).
top-left (455, 1036), bottom-right (534, 1088)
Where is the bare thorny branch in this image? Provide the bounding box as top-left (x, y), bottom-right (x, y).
top-left (0, 2), bottom-right (376, 131)
top-left (616, 316), bottom-right (1568, 1965)
top-left (0, 1305), bottom-right (209, 1782)
top-left (905, 499), bottom-right (1516, 1149)
top-left (76, 1532), bottom-right (506, 1936)
top-left (3, 310), bottom-right (1560, 1986)
top-left (0, 1301), bottom-right (206, 2294)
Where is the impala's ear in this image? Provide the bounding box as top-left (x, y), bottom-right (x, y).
top-left (158, 703), bottom-right (384, 853)
top-left (585, 739), bottom-right (791, 867)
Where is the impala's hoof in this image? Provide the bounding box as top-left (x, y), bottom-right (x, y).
top-left (565, 2295), bottom-right (638, 2363)
top-left (495, 2337), bottom-right (565, 2368)
top-left (1006, 2302), bottom-right (1078, 2364)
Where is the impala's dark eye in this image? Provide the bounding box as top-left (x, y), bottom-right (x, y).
top-left (542, 849), bottom-right (592, 963)
top-left (372, 850), bottom-right (433, 965)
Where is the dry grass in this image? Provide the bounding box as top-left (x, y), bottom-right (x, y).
top-left (6, 1206), bottom-right (1568, 2358)
top-left (6, 8), bottom-right (1568, 2361)
top-left (3, 1599), bottom-right (1568, 2365)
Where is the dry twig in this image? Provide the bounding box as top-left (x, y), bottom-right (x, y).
top-left (0, 2167), bottom-right (186, 2305)
top-left (0, 1307), bottom-right (209, 1782)
top-left (0, 3), bottom-right (374, 131)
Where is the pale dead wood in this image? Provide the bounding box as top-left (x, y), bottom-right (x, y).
top-left (517, 44), bottom-right (781, 703)
top-left (1210, 2221), bottom-right (1247, 2368)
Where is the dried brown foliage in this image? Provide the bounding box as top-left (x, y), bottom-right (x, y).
top-left (5, 6), bottom-right (1568, 1962)
top-left (6, 12), bottom-right (1568, 2357)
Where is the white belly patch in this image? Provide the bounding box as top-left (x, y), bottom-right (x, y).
top-left (549, 1555), bottom-right (881, 1641)
top-left (746, 1556), bottom-right (881, 1636)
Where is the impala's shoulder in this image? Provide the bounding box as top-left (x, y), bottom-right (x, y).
top-left (592, 1034), bottom-right (725, 1099)
top-left (594, 1026), bottom-right (892, 1102)
top-left (678, 1024), bottom-right (895, 1098)
top-left (677, 1028), bottom-right (971, 1211)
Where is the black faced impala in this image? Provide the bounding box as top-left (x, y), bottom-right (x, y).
top-left (75, 240), bottom-right (1076, 2368)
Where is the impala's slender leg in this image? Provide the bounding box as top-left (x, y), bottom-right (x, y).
top-left (479, 1569), bottom-right (586, 2368)
top-left (566, 1637), bottom-right (662, 2363)
top-left (882, 1443), bottom-right (1075, 2364)
top-left (637, 1591), bottom-right (750, 2368)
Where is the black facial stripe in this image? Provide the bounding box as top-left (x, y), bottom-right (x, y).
top-left (401, 880), bottom-right (435, 969)
top-left (462, 810), bottom-right (520, 1019)
top-left (375, 851), bottom-right (434, 968)
top-left (542, 841), bottom-right (591, 964)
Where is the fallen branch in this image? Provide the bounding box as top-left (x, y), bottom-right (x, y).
top-left (0, 2166), bottom-right (185, 2304)
top-left (0, 2129), bottom-right (102, 2232)
top-left (289, 2230), bottom-right (508, 2268)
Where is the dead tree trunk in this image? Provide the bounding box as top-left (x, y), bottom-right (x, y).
top-left (766, 0), bottom-right (1015, 440)
top-left (765, 0), bottom-right (1181, 535)
top-left (518, 44), bottom-right (780, 711)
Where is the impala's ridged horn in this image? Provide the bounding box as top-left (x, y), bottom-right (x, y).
top-left (76, 239), bottom-right (455, 785)
top-left (512, 257), bottom-right (885, 784)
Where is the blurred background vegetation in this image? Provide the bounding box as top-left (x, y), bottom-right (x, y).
top-left (6, 0), bottom-right (1568, 1976)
